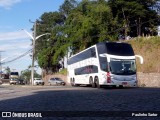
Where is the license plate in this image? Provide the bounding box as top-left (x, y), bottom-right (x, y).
top-left (122, 82), bottom-right (127, 85)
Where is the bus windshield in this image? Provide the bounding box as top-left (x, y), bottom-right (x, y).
top-left (10, 72), bottom-right (19, 75)
top-left (110, 59), bottom-right (136, 75)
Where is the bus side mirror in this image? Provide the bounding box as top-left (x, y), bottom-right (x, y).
top-left (135, 55), bottom-right (143, 64)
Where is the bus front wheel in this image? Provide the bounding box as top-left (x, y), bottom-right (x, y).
top-left (72, 78), bottom-right (78, 87)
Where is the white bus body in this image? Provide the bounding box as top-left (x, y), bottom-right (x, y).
top-left (67, 42), bottom-right (140, 88)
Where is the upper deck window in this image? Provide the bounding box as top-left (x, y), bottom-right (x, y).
top-left (67, 47), bottom-right (96, 65)
top-left (106, 42), bottom-right (134, 56)
top-left (97, 42), bottom-right (134, 56)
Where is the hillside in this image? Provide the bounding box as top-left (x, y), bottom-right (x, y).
top-left (127, 36), bottom-right (160, 73)
top-left (53, 36), bottom-right (160, 76)
top-left (44, 36), bottom-right (160, 85)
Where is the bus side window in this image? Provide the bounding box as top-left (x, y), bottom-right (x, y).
top-left (89, 65), bottom-right (93, 73)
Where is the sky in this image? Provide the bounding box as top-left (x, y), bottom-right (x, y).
top-left (0, 0), bottom-right (65, 74)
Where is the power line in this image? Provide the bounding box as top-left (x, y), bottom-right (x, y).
top-left (1, 49), bottom-right (32, 65)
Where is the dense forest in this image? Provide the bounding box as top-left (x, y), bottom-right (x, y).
top-left (32, 0), bottom-right (160, 74)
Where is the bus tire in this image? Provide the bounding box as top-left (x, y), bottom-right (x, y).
top-left (72, 78), bottom-right (77, 87)
top-left (89, 77), bottom-right (95, 88)
top-left (70, 78), bottom-right (74, 86)
top-left (95, 77), bottom-right (100, 88)
top-left (119, 85), bottom-right (123, 89)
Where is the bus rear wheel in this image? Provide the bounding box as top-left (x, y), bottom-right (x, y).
top-left (70, 78), bottom-right (74, 86)
top-left (95, 77), bottom-right (100, 88)
top-left (89, 77), bottom-right (95, 88)
top-left (71, 78), bottom-right (79, 87)
top-left (119, 85), bottom-right (123, 88)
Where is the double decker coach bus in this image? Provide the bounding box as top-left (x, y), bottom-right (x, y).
top-left (67, 41), bottom-right (143, 88)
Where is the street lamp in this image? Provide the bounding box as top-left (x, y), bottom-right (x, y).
top-left (22, 21), bottom-right (50, 85)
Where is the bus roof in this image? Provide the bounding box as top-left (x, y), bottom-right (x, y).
top-left (68, 41), bottom-right (134, 59)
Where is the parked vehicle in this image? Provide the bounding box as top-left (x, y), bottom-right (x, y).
top-left (10, 78), bottom-right (19, 85)
top-left (18, 79), bottom-right (25, 85)
top-left (1, 73), bottom-right (9, 79)
top-left (48, 78), bottom-right (66, 86)
top-left (0, 80), bottom-right (2, 85)
top-left (33, 78), bottom-right (44, 85)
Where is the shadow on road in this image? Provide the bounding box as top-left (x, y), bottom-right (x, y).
top-left (0, 86), bottom-right (160, 120)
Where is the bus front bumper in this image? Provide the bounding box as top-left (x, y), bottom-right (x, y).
top-left (100, 80), bottom-right (137, 87)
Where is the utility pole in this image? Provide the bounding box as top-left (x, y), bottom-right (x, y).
top-left (22, 20), bottom-right (50, 85)
top-left (31, 20), bottom-right (37, 85)
top-left (0, 51), bottom-right (5, 79)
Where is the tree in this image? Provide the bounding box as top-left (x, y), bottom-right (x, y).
top-left (31, 0), bottom-right (160, 74)
top-left (5, 66), bottom-right (10, 75)
top-left (20, 68), bottom-right (41, 84)
top-left (64, 0), bottom-right (117, 54)
top-left (34, 0), bottom-right (78, 73)
top-left (35, 12), bottom-right (66, 73)
top-left (59, 0), bottom-right (78, 17)
top-left (108, 0), bottom-right (160, 38)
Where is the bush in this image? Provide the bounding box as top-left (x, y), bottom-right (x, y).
top-left (127, 36), bottom-right (160, 73)
top-left (58, 68), bottom-right (67, 75)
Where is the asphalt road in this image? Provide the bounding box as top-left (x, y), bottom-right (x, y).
top-left (0, 85), bottom-right (160, 120)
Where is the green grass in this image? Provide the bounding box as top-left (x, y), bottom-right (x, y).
top-left (58, 68), bottom-right (67, 75)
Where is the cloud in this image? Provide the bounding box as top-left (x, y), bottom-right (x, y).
top-left (0, 41), bottom-right (31, 51)
top-left (0, 31), bottom-right (31, 41)
top-left (0, 0), bottom-right (22, 9)
top-left (0, 30), bottom-right (33, 60)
